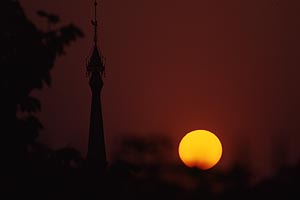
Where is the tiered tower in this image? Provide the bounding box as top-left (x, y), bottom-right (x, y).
top-left (86, 0), bottom-right (107, 171)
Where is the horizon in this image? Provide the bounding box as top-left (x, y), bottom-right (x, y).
top-left (17, 0), bottom-right (300, 183)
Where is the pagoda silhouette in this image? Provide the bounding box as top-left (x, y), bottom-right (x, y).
top-left (85, 0), bottom-right (107, 173)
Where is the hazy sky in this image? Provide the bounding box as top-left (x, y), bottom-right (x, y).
top-left (20, 0), bottom-right (300, 179)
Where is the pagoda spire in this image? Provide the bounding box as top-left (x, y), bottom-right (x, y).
top-left (86, 0), bottom-right (105, 77)
top-left (86, 0), bottom-right (107, 172)
top-left (92, 0), bottom-right (98, 45)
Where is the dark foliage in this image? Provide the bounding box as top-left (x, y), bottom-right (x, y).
top-left (0, 1), bottom-right (84, 195)
top-left (0, 0), bottom-right (83, 166)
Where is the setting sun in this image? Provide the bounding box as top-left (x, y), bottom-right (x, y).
top-left (178, 130), bottom-right (222, 170)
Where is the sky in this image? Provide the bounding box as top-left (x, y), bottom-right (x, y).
top-left (20, 0), bottom-right (300, 179)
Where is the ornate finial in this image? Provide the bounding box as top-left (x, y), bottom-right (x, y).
top-left (86, 0), bottom-right (105, 77)
top-left (92, 0), bottom-right (98, 44)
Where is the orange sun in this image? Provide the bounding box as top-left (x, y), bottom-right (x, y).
top-left (178, 130), bottom-right (222, 170)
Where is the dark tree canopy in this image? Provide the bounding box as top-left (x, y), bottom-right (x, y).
top-left (0, 0), bottom-right (83, 165)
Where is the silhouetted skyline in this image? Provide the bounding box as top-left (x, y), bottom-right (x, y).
top-left (19, 0), bottom-right (300, 181)
top-left (1, 2), bottom-right (299, 199)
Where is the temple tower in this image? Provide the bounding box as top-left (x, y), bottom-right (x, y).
top-left (86, 0), bottom-right (107, 171)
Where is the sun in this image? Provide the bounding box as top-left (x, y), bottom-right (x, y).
top-left (178, 130), bottom-right (222, 170)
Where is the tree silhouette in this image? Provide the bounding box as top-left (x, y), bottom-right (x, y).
top-left (0, 0), bottom-right (83, 168)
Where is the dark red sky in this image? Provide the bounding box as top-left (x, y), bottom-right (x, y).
top-left (20, 0), bottom-right (300, 179)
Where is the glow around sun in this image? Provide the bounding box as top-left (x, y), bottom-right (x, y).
top-left (178, 130), bottom-right (222, 170)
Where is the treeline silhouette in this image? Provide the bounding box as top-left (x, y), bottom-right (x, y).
top-left (1, 1), bottom-right (299, 200)
top-left (4, 133), bottom-right (298, 200)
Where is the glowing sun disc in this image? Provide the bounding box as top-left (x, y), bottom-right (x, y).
top-left (178, 130), bottom-right (222, 170)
